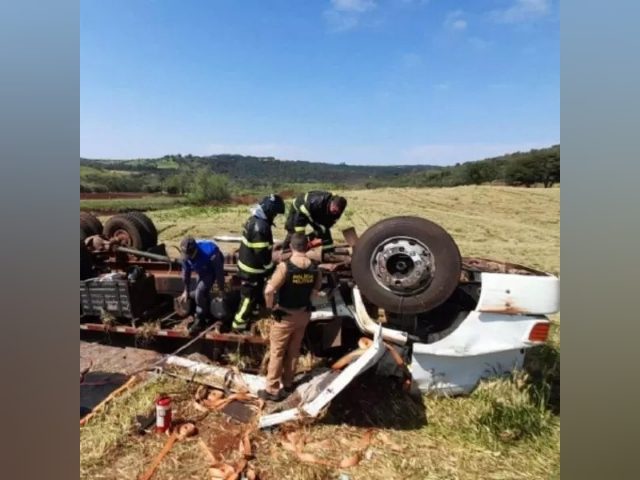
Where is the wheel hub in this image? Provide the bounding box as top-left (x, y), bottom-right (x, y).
top-left (370, 237), bottom-right (435, 295)
top-left (112, 229), bottom-right (133, 247)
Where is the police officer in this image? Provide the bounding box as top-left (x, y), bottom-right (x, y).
top-left (179, 236), bottom-right (226, 335)
top-left (232, 194), bottom-right (285, 333)
top-left (282, 191), bottom-right (347, 255)
top-left (258, 233), bottom-right (323, 401)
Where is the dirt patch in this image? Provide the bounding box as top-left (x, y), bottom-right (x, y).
top-left (80, 342), bottom-right (163, 375)
top-left (232, 194), bottom-right (259, 205)
top-left (277, 189), bottom-right (296, 199)
top-left (81, 192), bottom-right (154, 199)
top-left (80, 343), bottom-right (163, 419)
top-left (199, 417), bottom-right (246, 458)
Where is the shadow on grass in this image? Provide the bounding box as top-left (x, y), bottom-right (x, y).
top-left (320, 370), bottom-right (427, 430)
top-left (80, 371), bottom-right (130, 418)
top-left (523, 344), bottom-right (560, 415)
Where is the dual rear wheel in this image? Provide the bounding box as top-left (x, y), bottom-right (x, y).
top-left (351, 216), bottom-right (462, 315)
top-left (80, 211), bottom-right (158, 251)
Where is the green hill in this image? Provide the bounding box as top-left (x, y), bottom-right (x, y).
top-left (80, 145), bottom-right (559, 193)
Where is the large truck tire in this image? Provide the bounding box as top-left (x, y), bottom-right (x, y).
top-left (126, 211), bottom-right (158, 246)
top-left (351, 216), bottom-right (461, 315)
top-left (80, 212), bottom-right (103, 237)
top-left (103, 214), bottom-right (150, 251)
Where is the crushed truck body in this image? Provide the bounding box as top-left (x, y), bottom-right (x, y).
top-left (158, 324), bottom-right (387, 429)
top-left (80, 212), bottom-right (560, 400)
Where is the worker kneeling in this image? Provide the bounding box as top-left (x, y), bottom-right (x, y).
top-left (259, 233), bottom-right (322, 401)
top-left (179, 236), bottom-right (225, 335)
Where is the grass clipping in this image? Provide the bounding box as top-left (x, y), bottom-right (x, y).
top-left (80, 375), bottom-right (210, 480)
top-left (80, 356), bottom-right (559, 480)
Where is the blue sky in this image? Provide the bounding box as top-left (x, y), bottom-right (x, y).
top-left (81, 0), bottom-right (559, 165)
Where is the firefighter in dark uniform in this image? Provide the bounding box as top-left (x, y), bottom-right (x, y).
top-left (259, 233), bottom-right (323, 401)
top-left (232, 194), bottom-right (286, 332)
top-left (282, 191), bottom-right (347, 255)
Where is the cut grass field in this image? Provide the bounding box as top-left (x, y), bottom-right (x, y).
top-left (83, 186), bottom-right (560, 479)
top-left (81, 195), bottom-right (187, 213)
top-left (94, 185), bottom-right (559, 275)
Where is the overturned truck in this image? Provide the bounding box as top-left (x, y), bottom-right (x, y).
top-left (80, 211), bottom-right (560, 396)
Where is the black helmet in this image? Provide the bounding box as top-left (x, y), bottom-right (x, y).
top-left (329, 195), bottom-right (347, 217)
top-left (179, 236), bottom-right (197, 258)
top-left (260, 194), bottom-right (285, 219)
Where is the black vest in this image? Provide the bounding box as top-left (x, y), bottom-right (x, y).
top-left (277, 260), bottom-right (319, 310)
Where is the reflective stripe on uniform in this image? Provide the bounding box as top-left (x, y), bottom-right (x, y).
top-left (322, 243), bottom-right (334, 250)
top-left (299, 193), bottom-right (312, 218)
top-left (292, 195), bottom-right (303, 212)
top-left (294, 226), bottom-right (306, 232)
top-left (237, 260), bottom-right (266, 274)
top-left (241, 237), bottom-right (271, 249)
top-left (233, 298), bottom-right (250, 324)
top-left (299, 204), bottom-right (312, 218)
top-left (263, 262), bottom-right (274, 270)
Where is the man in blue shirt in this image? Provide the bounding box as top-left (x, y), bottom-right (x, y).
top-left (178, 236), bottom-right (226, 335)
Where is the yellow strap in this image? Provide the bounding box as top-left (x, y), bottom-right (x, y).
top-left (241, 237), bottom-right (271, 249)
top-left (237, 260), bottom-right (266, 274)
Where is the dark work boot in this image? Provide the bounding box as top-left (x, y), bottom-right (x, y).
top-left (257, 389), bottom-right (285, 402)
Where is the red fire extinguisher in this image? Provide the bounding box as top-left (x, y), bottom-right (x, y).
top-left (155, 393), bottom-right (172, 433)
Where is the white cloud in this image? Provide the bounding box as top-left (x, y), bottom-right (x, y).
top-left (452, 19), bottom-right (467, 30)
top-left (324, 10), bottom-right (360, 32)
top-left (324, 0), bottom-right (376, 32)
top-left (403, 142), bottom-right (553, 165)
top-left (444, 10), bottom-right (467, 31)
top-left (331, 0), bottom-right (376, 13)
top-left (490, 0), bottom-right (551, 24)
top-left (468, 37), bottom-right (492, 50)
top-left (397, 0), bottom-right (430, 5)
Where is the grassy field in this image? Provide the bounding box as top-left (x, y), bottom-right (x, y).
top-left (94, 185), bottom-right (559, 275)
top-left (83, 186), bottom-right (560, 479)
top-left (81, 195), bottom-right (187, 213)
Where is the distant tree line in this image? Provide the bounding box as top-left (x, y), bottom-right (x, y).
top-left (365, 145), bottom-right (560, 189)
top-left (80, 145), bottom-right (559, 194)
